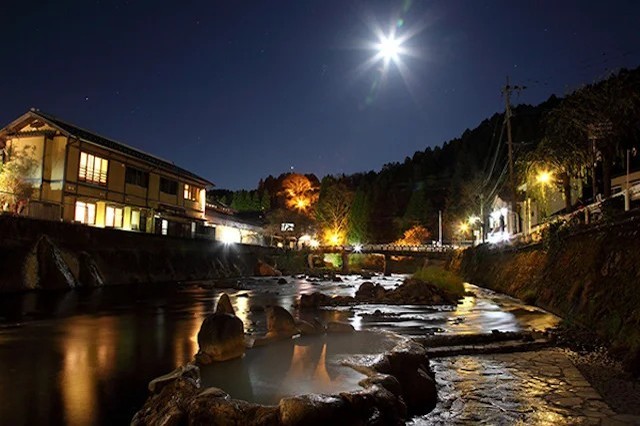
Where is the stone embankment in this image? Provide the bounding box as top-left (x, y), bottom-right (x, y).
top-left (0, 215), bottom-right (279, 293)
top-left (454, 215), bottom-right (640, 374)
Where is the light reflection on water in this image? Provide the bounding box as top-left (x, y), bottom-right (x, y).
top-left (0, 275), bottom-right (558, 425)
top-left (200, 332), bottom-right (398, 405)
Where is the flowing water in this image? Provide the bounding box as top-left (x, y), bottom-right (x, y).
top-left (0, 275), bottom-right (558, 425)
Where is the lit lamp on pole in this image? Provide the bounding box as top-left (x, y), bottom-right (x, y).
top-left (458, 222), bottom-right (470, 243)
top-left (536, 170), bottom-right (553, 186)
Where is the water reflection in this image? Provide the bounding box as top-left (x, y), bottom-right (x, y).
top-left (0, 276), bottom-right (559, 425)
top-left (200, 332), bottom-right (396, 405)
top-left (60, 316), bottom-right (117, 426)
top-left (352, 282), bottom-right (559, 336)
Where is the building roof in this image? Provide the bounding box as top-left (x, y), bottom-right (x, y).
top-left (2, 109), bottom-right (214, 187)
top-left (205, 208), bottom-right (264, 231)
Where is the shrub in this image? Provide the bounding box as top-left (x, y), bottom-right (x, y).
top-left (412, 266), bottom-right (465, 298)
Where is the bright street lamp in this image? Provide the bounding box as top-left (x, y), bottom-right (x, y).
top-left (536, 170), bottom-right (553, 185)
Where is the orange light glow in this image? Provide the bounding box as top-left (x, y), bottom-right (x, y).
top-left (281, 174), bottom-right (319, 214)
top-left (291, 197), bottom-right (310, 212)
top-left (323, 228), bottom-right (345, 246)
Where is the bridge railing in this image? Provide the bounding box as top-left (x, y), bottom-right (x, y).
top-left (316, 243), bottom-right (459, 252)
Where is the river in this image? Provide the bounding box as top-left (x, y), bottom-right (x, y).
top-left (0, 274), bottom-right (558, 425)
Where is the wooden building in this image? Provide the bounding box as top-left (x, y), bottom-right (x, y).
top-left (0, 108), bottom-right (213, 238)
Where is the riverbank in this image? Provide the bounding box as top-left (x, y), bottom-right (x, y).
top-left (0, 215), bottom-right (427, 293)
top-left (415, 348), bottom-right (640, 425)
top-left (455, 214), bottom-right (640, 375)
top-left (0, 215), bottom-right (284, 293)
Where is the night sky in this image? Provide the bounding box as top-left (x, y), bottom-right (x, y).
top-left (1, 1), bottom-right (639, 189)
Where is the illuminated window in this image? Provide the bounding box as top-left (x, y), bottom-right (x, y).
top-left (281, 222), bottom-right (295, 232)
top-left (74, 201), bottom-right (96, 225)
top-left (79, 152), bottom-right (108, 186)
top-left (131, 210), bottom-right (140, 231)
top-left (183, 184), bottom-right (199, 201)
top-left (161, 219), bottom-right (168, 235)
top-left (160, 177), bottom-right (178, 195)
top-left (105, 206), bottom-right (123, 228)
top-left (115, 208), bottom-right (123, 228)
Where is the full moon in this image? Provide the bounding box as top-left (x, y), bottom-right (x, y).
top-left (377, 35), bottom-right (401, 62)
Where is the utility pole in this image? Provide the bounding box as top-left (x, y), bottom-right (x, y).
top-left (502, 76), bottom-right (525, 234)
top-left (479, 194), bottom-right (485, 243)
top-left (438, 210), bottom-right (442, 246)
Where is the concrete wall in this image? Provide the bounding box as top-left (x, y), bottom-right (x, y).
top-left (455, 215), bottom-right (640, 372)
top-left (0, 215), bottom-right (278, 293)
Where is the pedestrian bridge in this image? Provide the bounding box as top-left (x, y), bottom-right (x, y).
top-left (311, 243), bottom-right (463, 275)
top-left (315, 243), bottom-right (459, 256)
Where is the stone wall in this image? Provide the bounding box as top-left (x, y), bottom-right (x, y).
top-left (0, 215), bottom-right (278, 293)
top-left (455, 216), bottom-right (640, 372)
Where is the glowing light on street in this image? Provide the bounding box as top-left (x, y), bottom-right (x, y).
top-left (459, 222), bottom-right (470, 233)
top-left (353, 243), bottom-right (363, 253)
top-left (536, 170), bottom-right (553, 185)
top-left (323, 228), bottom-right (344, 246)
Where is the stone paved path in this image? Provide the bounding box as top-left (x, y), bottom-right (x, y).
top-left (410, 348), bottom-right (640, 425)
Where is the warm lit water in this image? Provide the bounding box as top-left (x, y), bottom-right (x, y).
top-left (0, 275), bottom-right (558, 425)
top-left (200, 332), bottom-right (401, 405)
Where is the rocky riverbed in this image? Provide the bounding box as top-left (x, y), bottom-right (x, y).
top-left (1, 273), bottom-right (638, 424)
top-left (133, 291), bottom-right (438, 425)
top-left (413, 348), bottom-right (640, 425)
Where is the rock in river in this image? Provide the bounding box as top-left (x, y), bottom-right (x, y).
top-left (196, 313), bottom-right (245, 363)
top-left (295, 319), bottom-right (325, 335)
top-left (215, 293), bottom-right (235, 315)
top-left (279, 394), bottom-right (349, 426)
top-left (355, 281), bottom-right (387, 302)
top-left (327, 321), bottom-right (355, 333)
top-left (266, 305), bottom-right (297, 338)
top-left (254, 259), bottom-right (282, 277)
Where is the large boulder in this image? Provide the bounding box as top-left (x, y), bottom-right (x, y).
top-left (371, 340), bottom-right (436, 415)
top-left (299, 292), bottom-right (333, 309)
top-left (132, 364), bottom-right (200, 426)
top-left (188, 392), bottom-right (280, 426)
top-left (326, 321), bottom-right (355, 333)
top-left (215, 293), bottom-right (235, 315)
top-left (279, 394), bottom-right (350, 426)
top-left (254, 260), bottom-right (282, 277)
top-left (295, 319), bottom-right (325, 335)
top-left (355, 282), bottom-right (387, 302)
top-left (340, 385), bottom-right (406, 425)
top-left (196, 313), bottom-right (245, 363)
top-left (384, 278), bottom-right (455, 305)
top-left (266, 306), bottom-right (297, 338)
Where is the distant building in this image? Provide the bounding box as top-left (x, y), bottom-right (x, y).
top-left (204, 201), bottom-right (265, 245)
top-left (611, 170), bottom-right (640, 196)
top-left (486, 196), bottom-right (518, 243)
top-left (486, 177), bottom-right (582, 243)
top-left (0, 109), bottom-right (213, 238)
